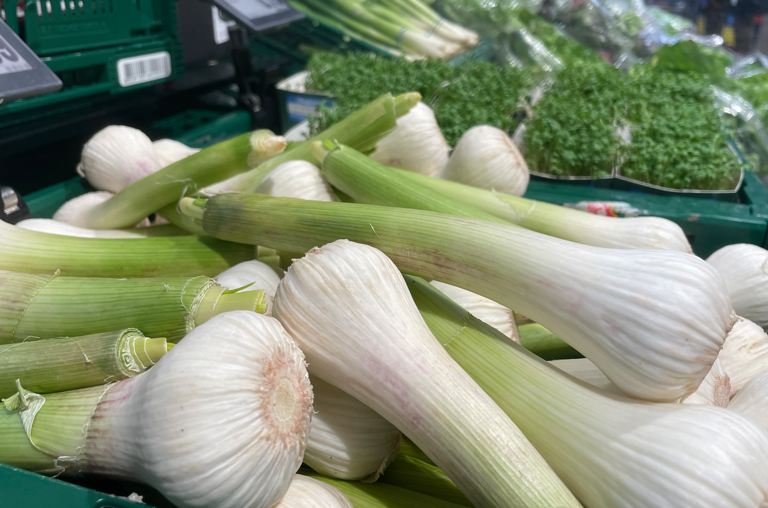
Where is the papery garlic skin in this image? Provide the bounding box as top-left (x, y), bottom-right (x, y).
top-left (78, 126), bottom-right (163, 193)
top-left (304, 376), bottom-right (401, 481)
top-left (437, 125), bottom-right (530, 196)
top-left (370, 103), bottom-right (451, 176)
top-left (708, 244), bottom-right (768, 330)
top-left (275, 475), bottom-right (353, 508)
top-left (256, 161), bottom-right (339, 202)
top-left (53, 192), bottom-right (150, 228)
top-left (687, 316), bottom-right (768, 406)
top-left (430, 281), bottom-right (518, 341)
top-left (83, 311), bottom-right (314, 508)
top-left (550, 358), bottom-right (622, 395)
top-left (17, 219), bottom-right (150, 239)
top-left (729, 372), bottom-right (768, 432)
top-left (273, 240), bottom-right (581, 508)
top-left (217, 260), bottom-right (283, 315)
top-left (153, 139), bottom-right (201, 167)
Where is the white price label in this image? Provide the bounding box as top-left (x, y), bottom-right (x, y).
top-left (0, 34), bottom-right (32, 76)
top-left (117, 52), bottom-right (172, 87)
top-left (212, 7), bottom-right (236, 44)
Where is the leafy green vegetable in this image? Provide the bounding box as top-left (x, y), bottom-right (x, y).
top-left (306, 52), bottom-right (530, 145)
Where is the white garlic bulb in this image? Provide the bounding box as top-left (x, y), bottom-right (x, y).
top-left (153, 139), bottom-right (201, 168)
top-left (437, 125), bottom-right (530, 196)
top-left (708, 244), bottom-right (768, 330)
top-left (256, 161), bottom-right (339, 202)
top-left (371, 102), bottom-right (451, 176)
top-left (78, 125), bottom-right (162, 193)
top-left (53, 192), bottom-right (150, 228)
top-left (274, 475), bottom-right (353, 508)
top-left (430, 280), bottom-right (518, 341)
top-left (729, 372), bottom-right (768, 432)
top-left (304, 376), bottom-right (401, 481)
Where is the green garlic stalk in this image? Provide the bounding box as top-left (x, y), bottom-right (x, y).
top-left (273, 240), bottom-right (580, 507)
top-left (0, 219), bottom-right (254, 278)
top-left (0, 270), bottom-right (266, 343)
top-left (379, 455), bottom-right (471, 506)
top-left (182, 193), bottom-right (731, 402)
top-left (0, 329), bottom-right (167, 398)
top-left (0, 312), bottom-right (314, 508)
top-left (409, 275), bottom-right (768, 508)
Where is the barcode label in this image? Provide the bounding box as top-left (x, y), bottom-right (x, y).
top-left (117, 52), bottom-right (172, 87)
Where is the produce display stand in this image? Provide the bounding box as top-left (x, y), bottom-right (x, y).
top-left (0, 0), bottom-right (184, 130)
top-left (525, 171), bottom-right (768, 258)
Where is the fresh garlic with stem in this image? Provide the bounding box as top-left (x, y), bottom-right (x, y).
top-left (708, 244), bottom-right (768, 330)
top-left (371, 102), bottom-right (451, 176)
top-left (53, 192), bottom-right (150, 228)
top-left (549, 358), bottom-right (622, 395)
top-left (216, 260), bottom-right (283, 316)
top-left (437, 125), bottom-right (530, 197)
top-left (410, 275), bottom-right (768, 508)
top-left (78, 125), bottom-right (163, 193)
top-left (273, 239), bottom-right (581, 508)
top-left (256, 161), bottom-right (339, 202)
top-left (16, 219), bottom-right (183, 239)
top-left (274, 475), bottom-right (353, 508)
top-left (429, 281), bottom-right (518, 341)
top-left (729, 372), bottom-right (768, 432)
top-left (0, 311), bottom-right (314, 508)
top-left (153, 139), bottom-right (201, 167)
top-left (687, 316), bottom-right (768, 406)
top-left (304, 376), bottom-right (401, 482)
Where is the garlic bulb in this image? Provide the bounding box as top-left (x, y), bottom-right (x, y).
top-left (78, 125), bottom-right (163, 193)
top-left (437, 125), bottom-right (530, 196)
top-left (729, 372), bottom-right (768, 432)
top-left (0, 312), bottom-right (314, 508)
top-left (274, 475), bottom-right (353, 508)
top-left (304, 376), bottom-right (401, 481)
top-left (53, 192), bottom-right (150, 228)
top-left (687, 316), bottom-right (768, 406)
top-left (17, 219), bottom-right (151, 238)
top-left (708, 244), bottom-right (768, 330)
top-left (370, 102), bottom-right (451, 176)
top-left (256, 161), bottom-right (339, 202)
top-left (430, 280), bottom-right (518, 341)
top-left (216, 260), bottom-right (283, 315)
top-left (273, 240), bottom-right (580, 508)
top-left (549, 358), bottom-right (622, 395)
top-left (153, 139), bottom-right (201, 167)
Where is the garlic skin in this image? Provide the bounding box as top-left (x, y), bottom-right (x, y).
top-left (687, 316), bottom-right (768, 406)
top-left (729, 372), bottom-right (768, 432)
top-left (17, 219), bottom-right (151, 239)
top-left (370, 102), bottom-right (451, 176)
top-left (78, 126), bottom-right (163, 193)
top-left (549, 358), bottom-right (622, 395)
top-left (430, 281), bottom-right (518, 341)
top-left (216, 260), bottom-right (283, 315)
top-left (708, 244), bottom-right (768, 330)
top-left (256, 161), bottom-right (339, 202)
top-left (437, 125), bottom-right (530, 196)
top-left (53, 192), bottom-right (150, 228)
top-left (275, 475), bottom-right (353, 508)
top-left (202, 133), bottom-right (288, 196)
top-left (153, 139), bottom-right (201, 167)
top-left (273, 240), bottom-right (581, 508)
top-left (84, 311), bottom-right (314, 508)
top-left (304, 376), bottom-right (401, 481)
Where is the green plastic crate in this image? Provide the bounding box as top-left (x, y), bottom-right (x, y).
top-left (0, 0), bottom-right (183, 128)
top-left (524, 170), bottom-right (768, 258)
